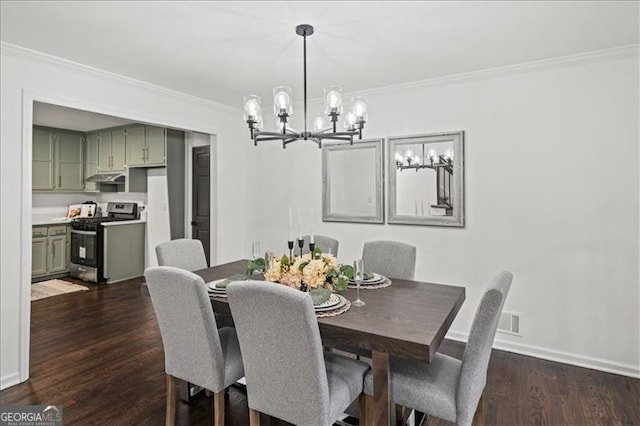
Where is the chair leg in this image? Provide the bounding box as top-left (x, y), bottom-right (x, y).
top-left (166, 374), bottom-right (176, 426)
top-left (213, 390), bottom-right (225, 426)
top-left (473, 393), bottom-right (485, 426)
top-left (395, 404), bottom-right (405, 425)
top-left (360, 394), bottom-right (373, 426)
top-left (249, 408), bottom-right (261, 426)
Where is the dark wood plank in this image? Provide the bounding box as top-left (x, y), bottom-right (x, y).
top-left (372, 351), bottom-right (391, 425)
top-left (1, 274), bottom-right (638, 426)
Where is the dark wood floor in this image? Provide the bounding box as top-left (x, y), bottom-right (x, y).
top-left (1, 276), bottom-right (638, 425)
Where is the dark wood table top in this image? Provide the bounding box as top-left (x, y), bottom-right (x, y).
top-left (195, 259), bottom-right (466, 363)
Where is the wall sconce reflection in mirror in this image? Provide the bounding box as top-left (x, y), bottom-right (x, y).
top-left (388, 131), bottom-right (464, 227)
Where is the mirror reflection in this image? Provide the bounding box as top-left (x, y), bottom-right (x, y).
top-left (388, 132), bottom-right (464, 227)
top-left (322, 139), bottom-right (384, 224)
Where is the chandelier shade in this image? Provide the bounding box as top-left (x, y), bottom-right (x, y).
top-left (243, 24), bottom-right (367, 148)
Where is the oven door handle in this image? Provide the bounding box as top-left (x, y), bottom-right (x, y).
top-left (71, 229), bottom-right (97, 236)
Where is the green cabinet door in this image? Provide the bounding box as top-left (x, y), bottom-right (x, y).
top-left (126, 126), bottom-right (146, 166)
top-left (111, 129), bottom-right (126, 172)
top-left (32, 128), bottom-right (55, 190)
top-left (48, 235), bottom-right (67, 273)
top-left (56, 132), bottom-right (84, 191)
top-left (31, 238), bottom-right (48, 277)
top-left (145, 126), bottom-right (166, 166)
top-left (97, 131), bottom-right (113, 172)
top-left (85, 132), bottom-right (99, 191)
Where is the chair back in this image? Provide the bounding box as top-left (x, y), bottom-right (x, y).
top-left (156, 238), bottom-right (207, 271)
top-left (145, 266), bottom-right (226, 392)
top-left (362, 240), bottom-right (416, 280)
top-left (456, 271), bottom-right (513, 426)
top-left (301, 235), bottom-right (339, 256)
top-left (227, 281), bottom-right (331, 425)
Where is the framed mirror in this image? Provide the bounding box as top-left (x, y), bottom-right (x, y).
top-left (322, 138), bottom-right (384, 224)
top-left (388, 131), bottom-right (465, 227)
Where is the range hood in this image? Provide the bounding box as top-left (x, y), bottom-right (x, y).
top-left (87, 173), bottom-right (125, 184)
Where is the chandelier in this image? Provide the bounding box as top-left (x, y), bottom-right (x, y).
top-left (243, 24), bottom-right (368, 148)
top-left (395, 146), bottom-right (454, 171)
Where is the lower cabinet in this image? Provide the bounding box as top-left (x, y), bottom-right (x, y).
top-left (103, 222), bottom-right (145, 283)
top-left (32, 224), bottom-right (70, 281)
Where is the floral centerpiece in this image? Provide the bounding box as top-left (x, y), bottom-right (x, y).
top-left (249, 248), bottom-right (353, 292)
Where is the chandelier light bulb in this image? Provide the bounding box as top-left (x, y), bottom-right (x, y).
top-left (352, 97), bottom-right (368, 121)
top-left (313, 114), bottom-right (326, 132)
top-left (395, 152), bottom-right (403, 163)
top-left (324, 86), bottom-right (343, 115)
top-left (428, 149), bottom-right (437, 161)
top-left (444, 148), bottom-right (454, 160)
top-left (243, 95), bottom-right (262, 122)
top-left (413, 156), bottom-right (420, 165)
top-left (344, 111), bottom-right (357, 130)
top-left (273, 86), bottom-right (293, 116)
top-left (406, 150), bottom-right (413, 159)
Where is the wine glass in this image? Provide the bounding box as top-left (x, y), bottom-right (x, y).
top-left (352, 259), bottom-right (365, 307)
top-left (251, 241), bottom-right (261, 274)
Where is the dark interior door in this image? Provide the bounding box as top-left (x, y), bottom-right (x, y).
top-left (192, 145), bottom-right (211, 264)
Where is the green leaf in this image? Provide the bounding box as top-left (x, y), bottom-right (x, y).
top-left (309, 288), bottom-right (331, 306)
top-left (340, 264), bottom-right (354, 279)
top-left (312, 247), bottom-right (322, 258)
top-left (254, 258), bottom-right (266, 269)
top-left (298, 261), bottom-right (309, 271)
top-left (334, 277), bottom-right (347, 291)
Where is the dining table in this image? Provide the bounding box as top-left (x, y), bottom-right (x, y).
top-left (195, 260), bottom-right (466, 426)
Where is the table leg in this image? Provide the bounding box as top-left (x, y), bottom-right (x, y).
top-left (372, 350), bottom-right (391, 425)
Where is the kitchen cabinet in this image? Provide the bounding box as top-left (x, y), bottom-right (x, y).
top-left (32, 127), bottom-right (84, 192)
top-left (102, 222), bottom-right (145, 283)
top-left (32, 224), bottom-right (70, 281)
top-left (98, 129), bottom-right (126, 172)
top-left (84, 132), bottom-right (100, 192)
top-left (126, 125), bottom-right (166, 167)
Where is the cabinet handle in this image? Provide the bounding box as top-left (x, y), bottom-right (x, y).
top-left (58, 176), bottom-right (61, 188)
top-left (142, 148), bottom-right (146, 161)
top-left (52, 242), bottom-right (55, 259)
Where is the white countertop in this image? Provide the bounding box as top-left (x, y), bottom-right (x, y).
top-left (32, 216), bottom-right (71, 226)
top-left (101, 220), bottom-right (146, 227)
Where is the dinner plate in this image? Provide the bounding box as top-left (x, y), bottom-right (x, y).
top-left (314, 293), bottom-right (341, 309)
top-left (314, 294), bottom-right (348, 312)
top-left (348, 273), bottom-right (387, 286)
top-left (207, 280), bottom-right (228, 292)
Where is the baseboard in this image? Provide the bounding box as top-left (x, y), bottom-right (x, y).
top-left (0, 372), bottom-right (21, 390)
top-left (446, 330), bottom-right (640, 379)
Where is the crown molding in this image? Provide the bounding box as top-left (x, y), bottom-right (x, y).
top-left (0, 41), bottom-right (241, 114)
top-left (348, 44), bottom-right (640, 98)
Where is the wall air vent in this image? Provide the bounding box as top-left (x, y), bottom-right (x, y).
top-left (498, 311), bottom-right (522, 336)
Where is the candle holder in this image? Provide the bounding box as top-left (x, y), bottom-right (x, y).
top-left (309, 242), bottom-right (315, 254)
top-left (297, 238), bottom-right (304, 257)
top-left (288, 240), bottom-right (294, 260)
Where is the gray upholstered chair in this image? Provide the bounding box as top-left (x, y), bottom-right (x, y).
top-left (145, 266), bottom-right (245, 426)
top-left (362, 240), bottom-right (417, 280)
top-left (363, 271), bottom-right (513, 426)
top-left (301, 234), bottom-right (339, 256)
top-left (227, 280), bottom-right (371, 426)
top-left (155, 238), bottom-right (208, 271)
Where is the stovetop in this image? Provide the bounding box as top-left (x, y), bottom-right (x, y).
top-left (71, 216), bottom-right (132, 231)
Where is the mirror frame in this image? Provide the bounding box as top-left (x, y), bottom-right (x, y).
top-left (388, 131), bottom-right (465, 227)
top-left (322, 138), bottom-right (385, 224)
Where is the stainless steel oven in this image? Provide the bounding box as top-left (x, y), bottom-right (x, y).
top-left (69, 201), bottom-right (138, 283)
top-left (70, 228), bottom-right (100, 282)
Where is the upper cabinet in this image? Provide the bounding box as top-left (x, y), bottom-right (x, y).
top-left (98, 129), bottom-right (126, 172)
top-left (34, 123), bottom-right (168, 193)
top-left (32, 127), bottom-right (84, 192)
top-left (126, 125), bottom-right (166, 167)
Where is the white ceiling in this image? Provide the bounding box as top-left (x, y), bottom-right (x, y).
top-left (33, 102), bottom-right (136, 131)
top-left (2, 1), bottom-right (638, 108)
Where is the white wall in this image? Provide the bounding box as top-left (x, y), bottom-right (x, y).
top-left (243, 51), bottom-right (640, 376)
top-left (0, 43), bottom-right (246, 388)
